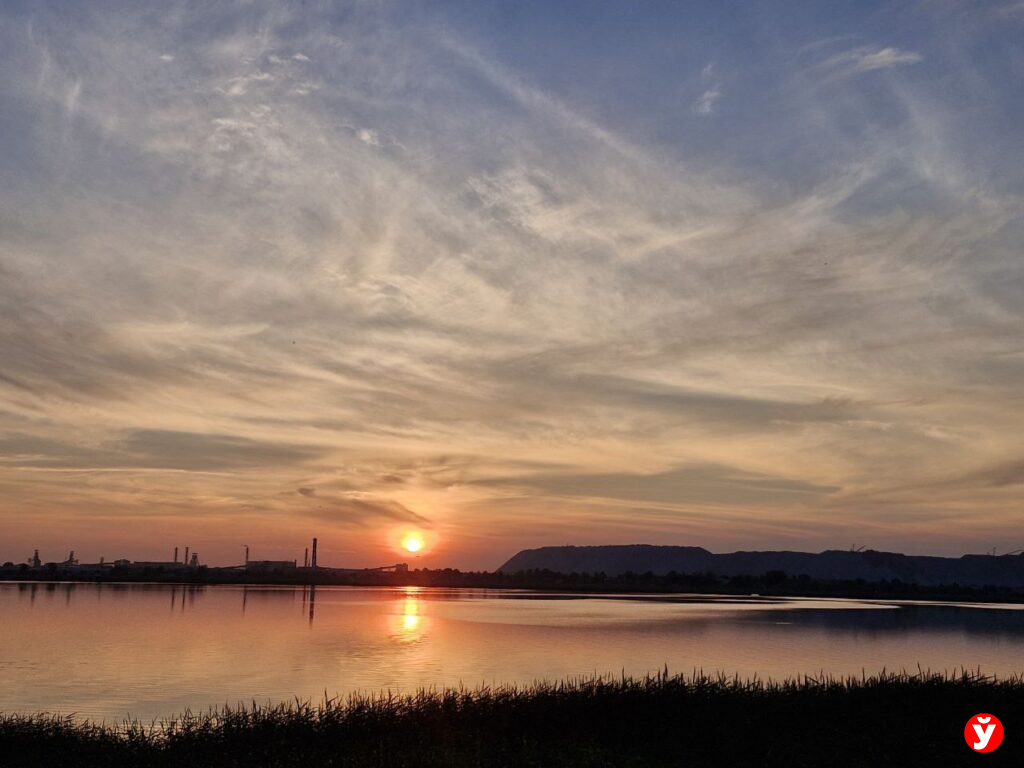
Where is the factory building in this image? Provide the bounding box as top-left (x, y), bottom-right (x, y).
top-left (128, 561), bottom-right (192, 570)
top-left (245, 560), bottom-right (298, 573)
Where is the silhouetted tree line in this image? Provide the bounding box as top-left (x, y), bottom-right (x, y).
top-left (426, 567), bottom-right (1024, 602)
top-left (3, 561), bottom-right (1023, 602)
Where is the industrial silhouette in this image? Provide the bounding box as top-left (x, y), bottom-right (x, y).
top-left (5, 536), bottom-right (409, 579)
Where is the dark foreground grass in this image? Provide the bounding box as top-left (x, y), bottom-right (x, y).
top-left (1, 670), bottom-right (1020, 767)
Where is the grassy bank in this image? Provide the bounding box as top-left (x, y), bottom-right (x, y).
top-left (1, 670), bottom-right (1020, 767)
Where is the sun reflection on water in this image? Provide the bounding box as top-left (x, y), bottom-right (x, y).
top-left (393, 587), bottom-right (423, 641)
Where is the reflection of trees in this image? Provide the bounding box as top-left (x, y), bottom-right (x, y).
top-left (732, 604), bottom-right (1024, 639)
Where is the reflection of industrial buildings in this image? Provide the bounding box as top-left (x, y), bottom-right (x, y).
top-left (5, 536), bottom-right (409, 578)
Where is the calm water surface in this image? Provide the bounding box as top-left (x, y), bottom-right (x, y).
top-left (1, 582), bottom-right (1023, 722)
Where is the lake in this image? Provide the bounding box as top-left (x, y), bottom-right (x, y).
top-left (1, 582), bottom-right (1023, 723)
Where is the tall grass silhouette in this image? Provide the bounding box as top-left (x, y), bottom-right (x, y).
top-left (2, 669), bottom-right (1020, 766)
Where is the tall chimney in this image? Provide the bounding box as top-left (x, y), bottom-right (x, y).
top-left (304, 548), bottom-right (309, 568)
top-left (174, 546), bottom-right (179, 564)
top-left (245, 545), bottom-right (250, 566)
top-left (311, 538), bottom-right (318, 569)
top-left (184, 547), bottom-right (189, 566)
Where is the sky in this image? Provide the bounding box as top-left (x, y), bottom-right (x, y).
top-left (0, 1), bottom-right (1022, 569)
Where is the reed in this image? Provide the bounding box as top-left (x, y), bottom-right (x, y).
top-left (1, 669), bottom-right (1019, 766)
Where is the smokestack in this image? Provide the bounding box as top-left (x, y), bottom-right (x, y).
top-left (245, 545), bottom-right (249, 566)
top-left (174, 547), bottom-right (179, 564)
top-left (184, 547), bottom-right (189, 567)
top-left (304, 548), bottom-right (309, 568)
top-left (311, 538), bottom-right (318, 569)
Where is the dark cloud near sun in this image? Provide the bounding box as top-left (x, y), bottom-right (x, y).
top-left (472, 463), bottom-right (838, 508)
top-left (0, 431), bottom-right (323, 472)
top-left (299, 497), bottom-right (431, 527)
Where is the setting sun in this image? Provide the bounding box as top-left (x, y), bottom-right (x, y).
top-left (401, 533), bottom-right (424, 554)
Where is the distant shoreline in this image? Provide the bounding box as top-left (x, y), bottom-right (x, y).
top-left (3, 567), bottom-right (1024, 604)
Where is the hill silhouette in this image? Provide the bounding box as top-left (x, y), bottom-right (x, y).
top-left (498, 544), bottom-right (1024, 587)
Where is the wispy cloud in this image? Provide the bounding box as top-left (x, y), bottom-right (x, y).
top-left (693, 62), bottom-right (721, 116)
top-left (356, 128), bottom-right (381, 146)
top-left (994, 2), bottom-right (1024, 17)
top-left (694, 87), bottom-right (720, 116)
top-left (818, 45), bottom-right (923, 77)
top-left (0, 1), bottom-right (1020, 566)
